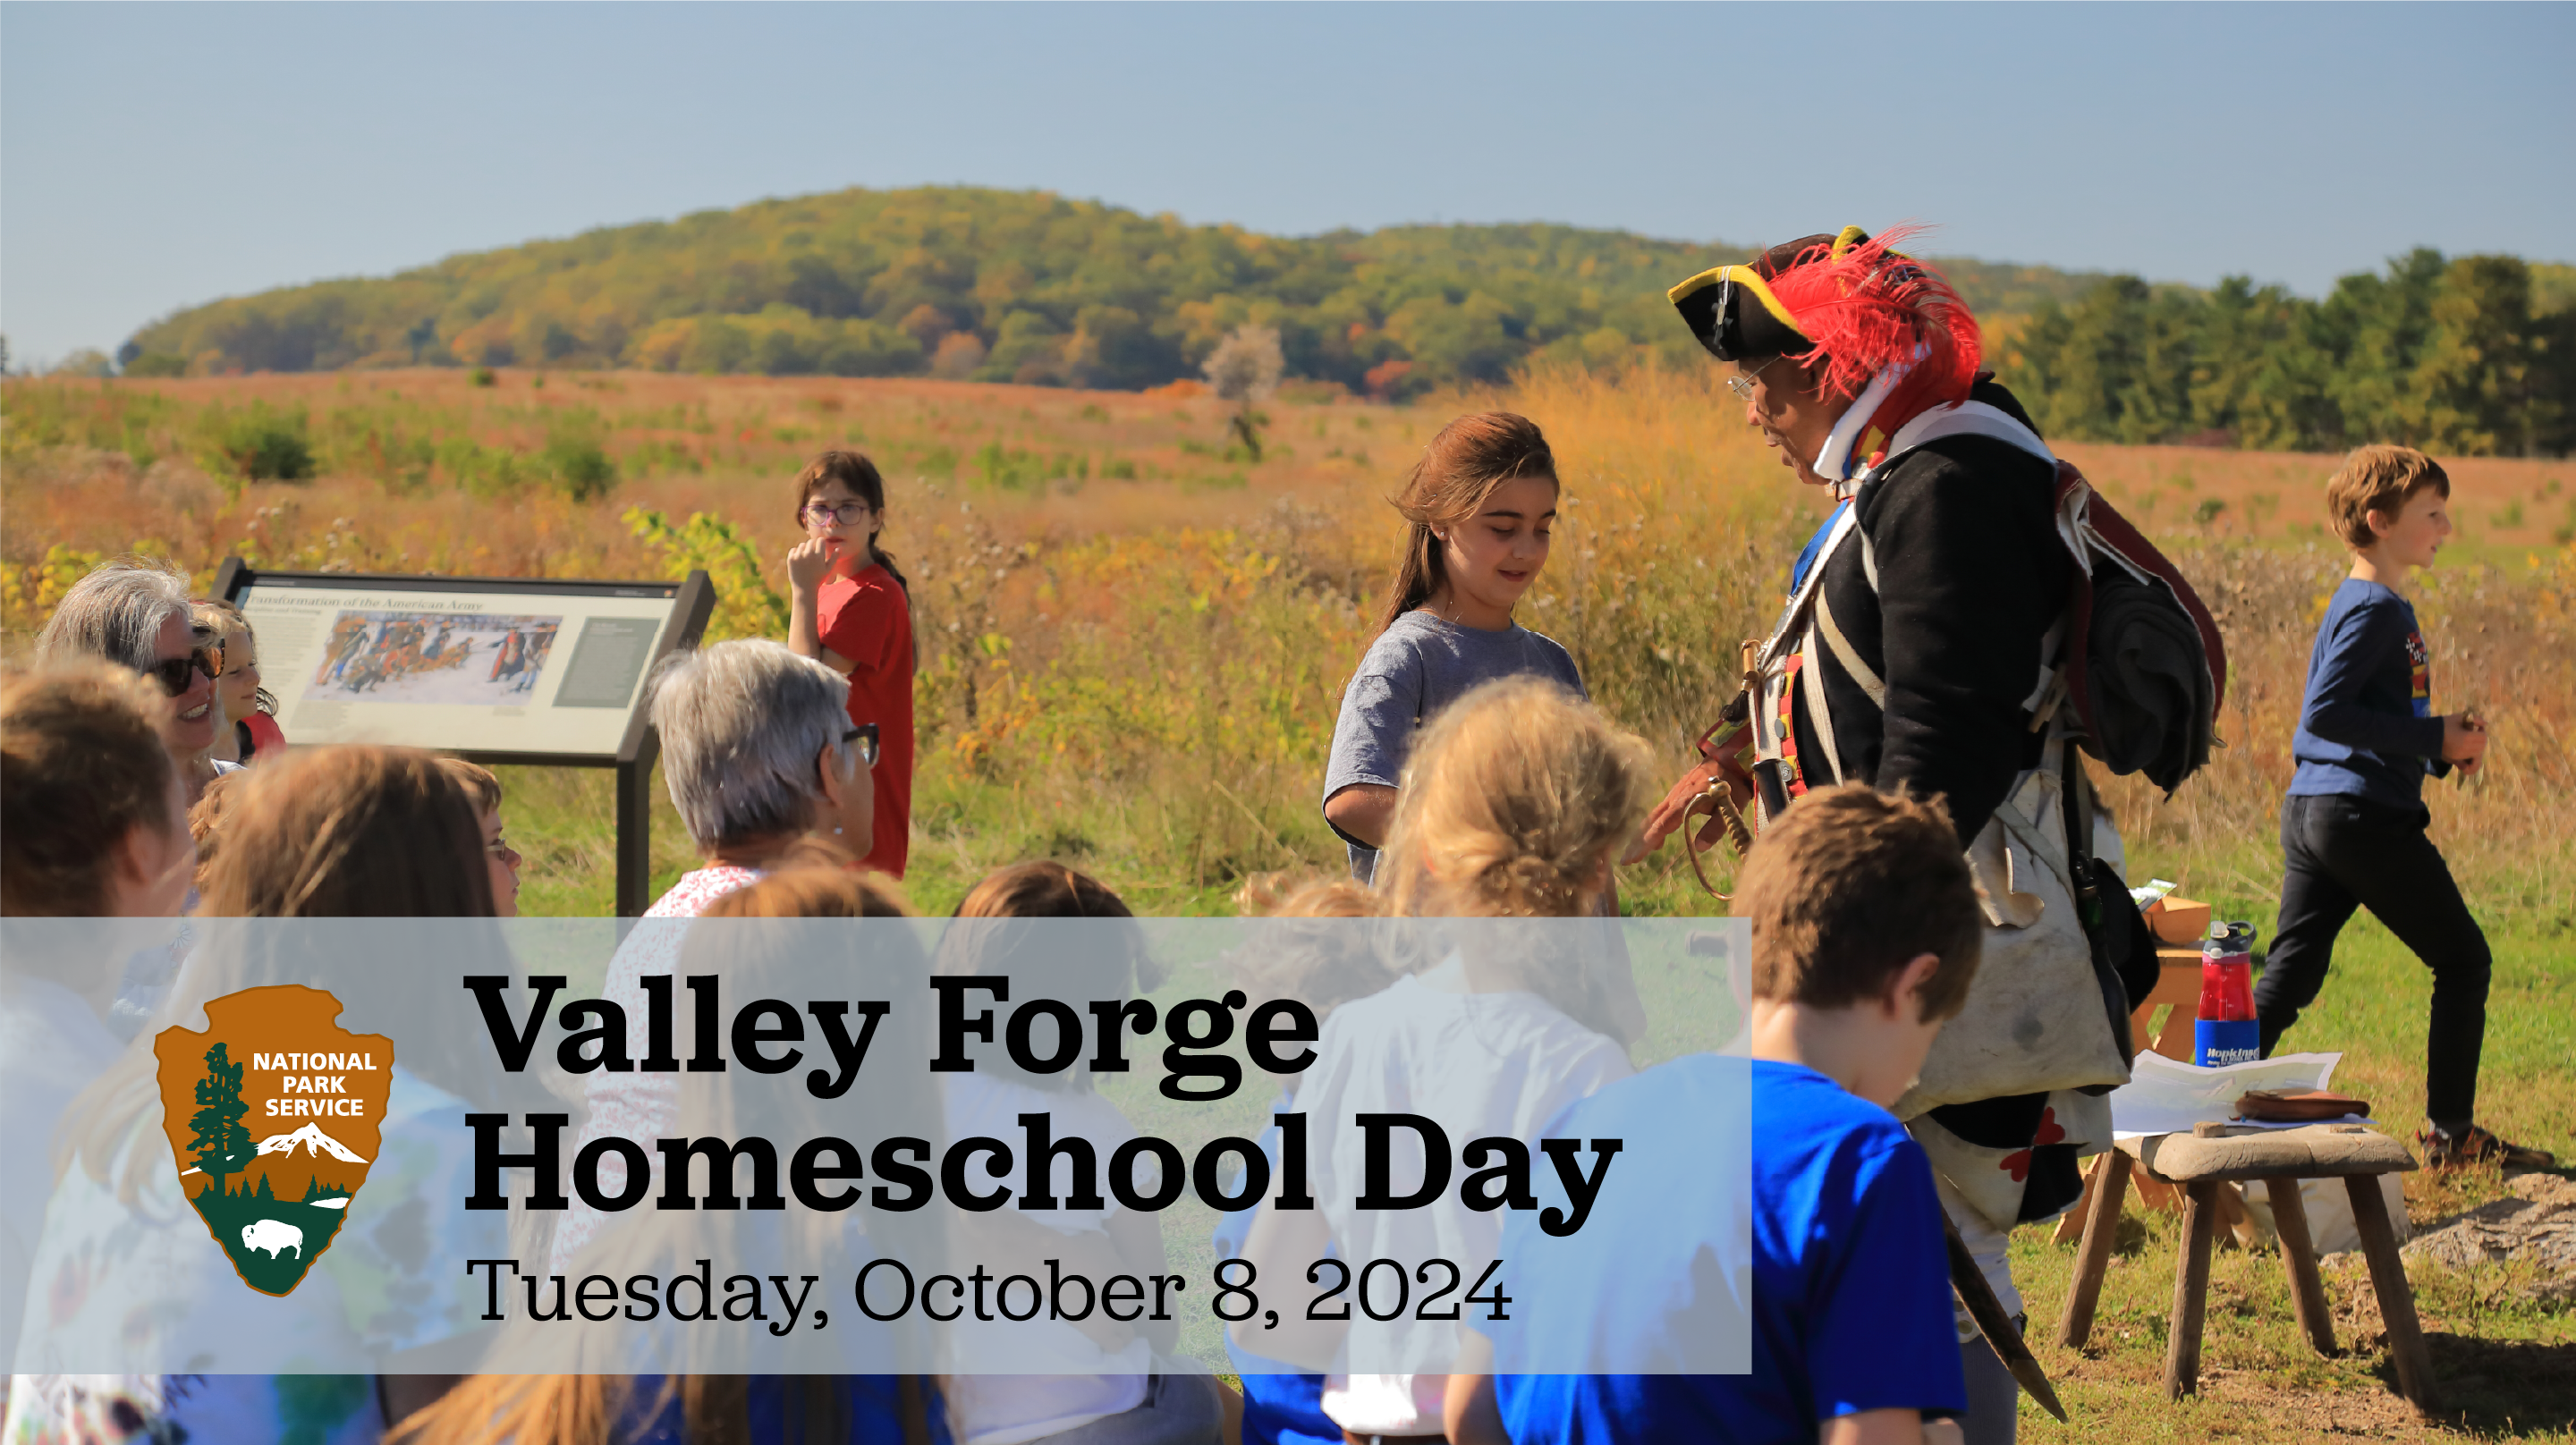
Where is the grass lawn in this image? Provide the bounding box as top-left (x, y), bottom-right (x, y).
top-left (2000, 824), bottom-right (2576, 1443)
top-left (2008, 920), bottom-right (2574, 1443)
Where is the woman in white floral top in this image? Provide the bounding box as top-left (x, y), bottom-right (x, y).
top-left (7, 748), bottom-right (541, 1445)
top-left (549, 641), bottom-right (877, 1272)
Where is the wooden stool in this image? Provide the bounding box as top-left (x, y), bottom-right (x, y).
top-left (2056, 1121), bottom-right (2435, 1412)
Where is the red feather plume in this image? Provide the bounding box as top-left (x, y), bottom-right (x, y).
top-left (1766, 224), bottom-right (1983, 410)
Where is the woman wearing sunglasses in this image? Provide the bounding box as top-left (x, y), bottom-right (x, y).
top-left (35, 559), bottom-right (232, 804)
top-left (783, 449), bottom-right (916, 880)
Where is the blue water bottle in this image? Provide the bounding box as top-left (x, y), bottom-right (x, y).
top-left (2194, 922), bottom-right (2260, 1068)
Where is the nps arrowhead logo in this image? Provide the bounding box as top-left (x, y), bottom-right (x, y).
top-left (153, 985), bottom-right (394, 1297)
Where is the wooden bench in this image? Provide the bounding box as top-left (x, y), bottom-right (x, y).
top-left (2056, 1120), bottom-right (2434, 1411)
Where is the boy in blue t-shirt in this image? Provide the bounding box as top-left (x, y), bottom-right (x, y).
top-left (1448, 783), bottom-right (1983, 1445)
top-left (2260, 445), bottom-right (2550, 1170)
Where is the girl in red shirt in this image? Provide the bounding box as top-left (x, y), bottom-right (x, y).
top-left (784, 450), bottom-right (916, 878)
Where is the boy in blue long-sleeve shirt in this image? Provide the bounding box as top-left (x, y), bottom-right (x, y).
top-left (2262, 445), bottom-right (2549, 1170)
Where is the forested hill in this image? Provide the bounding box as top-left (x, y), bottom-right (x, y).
top-left (115, 184), bottom-right (2573, 455)
top-left (118, 186), bottom-right (2104, 396)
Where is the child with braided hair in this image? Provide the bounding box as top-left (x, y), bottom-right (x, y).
top-left (784, 449), bottom-right (916, 879)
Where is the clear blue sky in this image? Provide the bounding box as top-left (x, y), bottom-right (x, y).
top-left (4, 2), bottom-right (2569, 366)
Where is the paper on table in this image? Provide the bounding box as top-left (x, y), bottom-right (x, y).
top-left (2109, 1051), bottom-right (2365, 1139)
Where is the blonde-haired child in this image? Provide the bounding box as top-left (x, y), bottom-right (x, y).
top-left (199, 600), bottom-right (284, 765)
top-left (1242, 676), bottom-right (1655, 1439)
top-left (1216, 875), bottom-right (1395, 1445)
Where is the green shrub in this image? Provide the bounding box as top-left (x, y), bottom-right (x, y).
top-left (625, 438), bottom-right (704, 477)
top-left (122, 352), bottom-right (188, 378)
top-left (973, 441), bottom-right (1037, 490)
top-left (539, 435), bottom-right (618, 501)
top-left (436, 437), bottom-right (524, 497)
top-left (202, 405), bottom-right (316, 485)
top-left (972, 443), bottom-right (1082, 491)
top-left (625, 506), bottom-right (784, 642)
top-left (470, 367), bottom-right (497, 387)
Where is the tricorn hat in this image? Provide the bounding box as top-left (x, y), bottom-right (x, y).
top-left (1667, 224), bottom-right (1981, 408)
top-left (1667, 231), bottom-right (1848, 364)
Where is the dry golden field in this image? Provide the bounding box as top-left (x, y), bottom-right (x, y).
top-left (4, 362), bottom-right (2571, 918)
top-left (4, 364), bottom-right (2572, 1438)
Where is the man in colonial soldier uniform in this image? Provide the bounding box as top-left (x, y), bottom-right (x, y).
top-left (1640, 227), bottom-right (2138, 1443)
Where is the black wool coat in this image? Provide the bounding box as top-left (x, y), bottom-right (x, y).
top-left (1789, 379), bottom-right (2072, 845)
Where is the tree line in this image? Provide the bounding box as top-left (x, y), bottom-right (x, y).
top-left (1999, 251), bottom-right (2575, 457)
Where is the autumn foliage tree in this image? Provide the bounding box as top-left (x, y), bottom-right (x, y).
top-left (1203, 324), bottom-right (1284, 460)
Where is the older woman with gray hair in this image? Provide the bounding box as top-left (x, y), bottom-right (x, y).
top-left (35, 559), bottom-right (226, 803)
top-left (543, 638), bottom-right (878, 1266)
top-left (644, 637), bottom-right (877, 914)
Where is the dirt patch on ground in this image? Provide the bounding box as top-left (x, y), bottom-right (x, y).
top-left (2407, 1172), bottom-right (2576, 1303)
top-left (2179, 1328), bottom-right (2576, 1438)
top-left (2191, 1374), bottom-right (2460, 1439)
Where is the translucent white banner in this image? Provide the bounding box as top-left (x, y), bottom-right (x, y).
top-left (1, 916), bottom-right (1749, 1376)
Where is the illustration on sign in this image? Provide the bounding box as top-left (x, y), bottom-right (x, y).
top-left (305, 611), bottom-right (562, 706)
top-left (152, 985), bottom-right (394, 1297)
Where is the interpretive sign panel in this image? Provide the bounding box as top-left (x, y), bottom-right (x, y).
top-left (214, 561), bottom-right (715, 913)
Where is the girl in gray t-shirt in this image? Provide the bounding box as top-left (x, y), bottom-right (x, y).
top-left (1323, 412), bottom-right (1585, 883)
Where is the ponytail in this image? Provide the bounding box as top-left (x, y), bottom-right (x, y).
top-left (1372, 677), bottom-right (1657, 1041)
top-left (792, 450), bottom-right (909, 597)
top-left (869, 544), bottom-right (910, 594)
top-left (1376, 675), bottom-right (1654, 924)
top-left (792, 449), bottom-right (916, 669)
